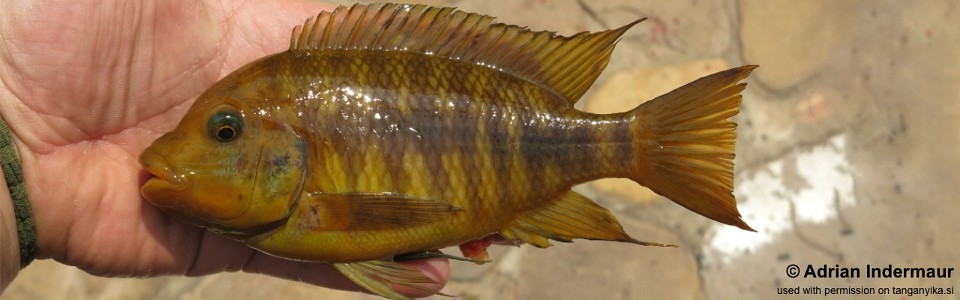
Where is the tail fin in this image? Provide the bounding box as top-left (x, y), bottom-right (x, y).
top-left (628, 65), bottom-right (757, 231)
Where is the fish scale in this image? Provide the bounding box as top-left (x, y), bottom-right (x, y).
top-left (230, 49), bottom-right (630, 257)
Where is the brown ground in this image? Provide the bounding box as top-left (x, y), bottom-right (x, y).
top-left (5, 1), bottom-right (958, 299)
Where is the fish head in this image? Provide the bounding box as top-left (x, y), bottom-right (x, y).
top-left (140, 89), bottom-right (307, 236)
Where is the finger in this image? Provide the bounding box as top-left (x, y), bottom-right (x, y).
top-left (242, 252), bottom-right (356, 291)
top-left (394, 256), bottom-right (451, 297)
top-left (180, 232), bottom-right (260, 276)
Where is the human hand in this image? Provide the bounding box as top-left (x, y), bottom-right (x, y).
top-left (0, 0), bottom-right (448, 296)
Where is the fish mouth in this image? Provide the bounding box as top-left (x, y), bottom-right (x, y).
top-left (139, 150), bottom-right (189, 194)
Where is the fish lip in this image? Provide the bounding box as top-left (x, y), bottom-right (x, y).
top-left (140, 150), bottom-right (188, 192)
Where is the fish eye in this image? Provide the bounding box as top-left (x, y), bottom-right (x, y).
top-left (208, 110), bottom-right (244, 143)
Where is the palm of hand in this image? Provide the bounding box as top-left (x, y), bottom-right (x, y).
top-left (0, 0), bottom-right (446, 295)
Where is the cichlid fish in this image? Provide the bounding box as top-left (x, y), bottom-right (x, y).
top-left (139, 3), bottom-right (755, 299)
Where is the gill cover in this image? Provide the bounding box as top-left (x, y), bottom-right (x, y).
top-left (244, 119), bottom-right (308, 228)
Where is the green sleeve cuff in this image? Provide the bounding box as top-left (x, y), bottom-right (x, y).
top-left (0, 116), bottom-right (35, 268)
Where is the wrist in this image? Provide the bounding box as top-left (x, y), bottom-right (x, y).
top-left (0, 113), bottom-right (36, 292)
top-left (0, 169), bottom-right (19, 292)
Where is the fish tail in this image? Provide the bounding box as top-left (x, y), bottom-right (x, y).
top-left (627, 65), bottom-right (757, 231)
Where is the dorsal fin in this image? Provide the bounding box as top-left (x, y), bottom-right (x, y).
top-left (289, 3), bottom-right (644, 103)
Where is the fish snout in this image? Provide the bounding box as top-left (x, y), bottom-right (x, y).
top-left (140, 149), bottom-right (189, 194)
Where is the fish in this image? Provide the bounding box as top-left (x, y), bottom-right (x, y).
top-left (139, 3), bottom-right (756, 299)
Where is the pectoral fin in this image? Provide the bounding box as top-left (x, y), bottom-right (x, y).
top-left (333, 260), bottom-right (441, 300)
top-left (308, 192), bottom-right (460, 231)
top-left (500, 191), bottom-right (676, 248)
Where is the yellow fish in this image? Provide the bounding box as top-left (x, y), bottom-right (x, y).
top-left (139, 3), bottom-right (755, 299)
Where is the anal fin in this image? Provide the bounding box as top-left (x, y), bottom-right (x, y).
top-left (500, 191), bottom-right (676, 248)
top-left (333, 260), bottom-right (442, 300)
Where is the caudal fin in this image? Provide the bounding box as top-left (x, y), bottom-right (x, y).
top-left (629, 66), bottom-right (757, 231)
